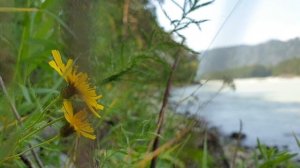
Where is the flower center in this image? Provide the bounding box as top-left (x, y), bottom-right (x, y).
top-left (60, 123), bottom-right (75, 137)
top-left (61, 84), bottom-right (77, 99)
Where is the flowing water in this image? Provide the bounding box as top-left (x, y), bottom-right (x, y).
top-left (171, 77), bottom-right (300, 153)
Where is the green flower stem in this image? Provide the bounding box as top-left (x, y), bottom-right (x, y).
top-left (19, 116), bottom-right (64, 143)
top-left (6, 135), bottom-right (60, 160)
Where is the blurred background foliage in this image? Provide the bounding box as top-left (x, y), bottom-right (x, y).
top-left (0, 0), bottom-right (203, 167)
top-left (1, 0), bottom-right (300, 167)
top-left (204, 58), bottom-right (300, 80)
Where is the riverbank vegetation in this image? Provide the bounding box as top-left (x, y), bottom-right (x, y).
top-left (204, 58), bottom-right (300, 79)
top-left (0, 0), bottom-right (300, 167)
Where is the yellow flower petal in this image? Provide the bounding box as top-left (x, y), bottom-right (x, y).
top-left (49, 60), bottom-right (63, 76)
top-left (51, 50), bottom-right (65, 70)
top-left (49, 50), bottom-right (104, 118)
top-left (64, 59), bottom-right (74, 79)
top-left (74, 111), bottom-right (87, 120)
top-left (79, 131), bottom-right (96, 140)
top-left (63, 100), bottom-right (73, 116)
top-left (80, 124), bottom-right (94, 133)
top-left (62, 100), bottom-right (96, 140)
top-left (87, 104), bottom-right (101, 118)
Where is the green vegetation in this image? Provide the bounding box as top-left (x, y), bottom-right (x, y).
top-left (254, 140), bottom-right (297, 168)
top-left (0, 0), bottom-right (299, 167)
top-left (204, 58), bottom-right (300, 79)
top-left (204, 65), bottom-right (272, 79)
top-left (0, 0), bottom-right (208, 167)
top-left (272, 58), bottom-right (300, 76)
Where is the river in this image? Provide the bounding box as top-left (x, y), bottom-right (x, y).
top-left (171, 77), bottom-right (300, 153)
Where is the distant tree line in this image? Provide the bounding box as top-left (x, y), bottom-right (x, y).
top-left (203, 58), bottom-right (300, 79)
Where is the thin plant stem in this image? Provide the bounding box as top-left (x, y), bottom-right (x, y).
top-left (0, 76), bottom-right (22, 121)
top-left (22, 96), bottom-right (60, 133)
top-left (19, 116), bottom-right (64, 143)
top-left (149, 47), bottom-right (182, 168)
top-left (0, 7), bottom-right (39, 12)
top-left (13, 14), bottom-right (29, 83)
top-left (5, 135), bottom-right (60, 160)
top-left (0, 75), bottom-right (44, 168)
top-left (231, 120), bottom-right (243, 168)
top-left (0, 117), bottom-right (27, 132)
top-left (139, 126), bottom-right (192, 167)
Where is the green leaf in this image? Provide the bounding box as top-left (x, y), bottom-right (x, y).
top-left (19, 84), bottom-right (32, 103)
top-left (260, 153), bottom-right (297, 168)
top-left (202, 132), bottom-right (208, 168)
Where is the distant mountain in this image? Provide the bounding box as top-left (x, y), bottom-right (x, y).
top-left (198, 38), bottom-right (300, 77)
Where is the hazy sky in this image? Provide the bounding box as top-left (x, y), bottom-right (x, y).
top-left (155, 0), bottom-right (300, 51)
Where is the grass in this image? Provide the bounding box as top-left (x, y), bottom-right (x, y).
top-left (0, 0), bottom-right (299, 167)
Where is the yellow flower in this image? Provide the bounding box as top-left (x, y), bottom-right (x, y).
top-left (49, 50), bottom-right (104, 118)
top-left (63, 100), bottom-right (96, 140)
